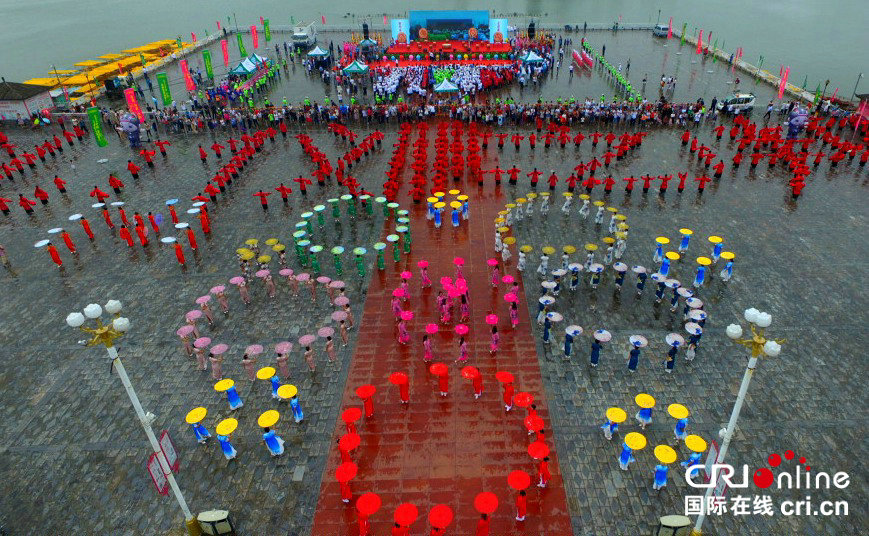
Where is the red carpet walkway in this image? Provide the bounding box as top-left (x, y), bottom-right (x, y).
top-left (310, 128), bottom-right (572, 535)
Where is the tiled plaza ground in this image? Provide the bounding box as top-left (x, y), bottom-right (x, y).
top-left (0, 30), bottom-right (865, 536)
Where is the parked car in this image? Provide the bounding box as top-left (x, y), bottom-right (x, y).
top-left (652, 24), bottom-right (669, 37)
top-left (716, 93), bottom-right (757, 113)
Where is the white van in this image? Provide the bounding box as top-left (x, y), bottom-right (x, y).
top-left (716, 93), bottom-right (756, 113)
top-left (652, 24), bottom-right (669, 37)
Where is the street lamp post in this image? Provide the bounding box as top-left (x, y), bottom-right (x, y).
top-left (691, 307), bottom-right (784, 536)
top-left (66, 301), bottom-right (201, 536)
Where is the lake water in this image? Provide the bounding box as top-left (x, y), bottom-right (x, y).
top-left (0, 0), bottom-right (866, 98)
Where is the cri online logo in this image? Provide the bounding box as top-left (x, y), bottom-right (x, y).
top-left (687, 450), bottom-right (851, 490)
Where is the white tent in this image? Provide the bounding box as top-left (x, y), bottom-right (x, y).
top-left (307, 46), bottom-right (330, 57)
top-left (433, 79), bottom-right (459, 93)
top-left (521, 50), bottom-right (545, 63)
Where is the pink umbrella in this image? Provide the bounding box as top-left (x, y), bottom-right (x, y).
top-left (210, 285), bottom-right (226, 294)
top-left (454, 280), bottom-right (468, 293)
top-left (194, 337), bottom-right (211, 348)
top-left (329, 280), bottom-right (345, 289)
top-left (455, 324), bottom-right (469, 335)
top-left (425, 323), bottom-right (439, 334)
top-left (417, 260), bottom-right (429, 268)
top-left (296, 273), bottom-right (311, 281)
top-left (501, 275), bottom-right (515, 284)
top-left (279, 268), bottom-right (293, 277)
top-left (440, 276), bottom-right (453, 287)
top-left (299, 334), bottom-right (317, 346)
top-left (400, 271), bottom-right (412, 279)
top-left (176, 325), bottom-right (195, 337)
top-left (255, 269), bottom-right (270, 278)
top-left (400, 310), bottom-right (414, 321)
top-left (485, 314), bottom-right (499, 325)
top-left (504, 293), bottom-right (518, 302)
top-left (331, 311), bottom-right (348, 321)
top-left (392, 288), bottom-right (406, 298)
top-left (245, 344), bottom-right (264, 355)
top-left (186, 310), bottom-right (202, 321)
top-left (334, 296), bottom-right (350, 306)
top-left (487, 258), bottom-right (499, 267)
top-left (275, 341), bottom-right (293, 354)
top-left (195, 295), bottom-right (211, 305)
top-left (211, 343), bottom-right (229, 355)
top-left (448, 289), bottom-right (462, 299)
top-left (229, 276), bottom-right (245, 285)
top-left (318, 327), bottom-right (335, 338)
top-left (453, 257), bottom-right (465, 266)
top-left (316, 276), bottom-right (331, 285)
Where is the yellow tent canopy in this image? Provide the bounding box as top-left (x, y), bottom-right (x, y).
top-left (23, 78), bottom-right (61, 88)
top-left (74, 60), bottom-right (104, 67)
top-left (60, 74), bottom-right (94, 86)
top-left (99, 53), bottom-right (127, 60)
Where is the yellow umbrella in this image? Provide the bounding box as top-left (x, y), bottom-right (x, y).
top-left (185, 407), bottom-right (207, 424)
top-left (606, 206), bottom-right (618, 213)
top-left (520, 245), bottom-right (533, 253)
top-left (494, 218), bottom-right (505, 225)
top-left (257, 410), bottom-right (280, 428)
top-left (563, 245), bottom-right (576, 254)
top-left (605, 407), bottom-right (627, 423)
top-left (562, 192), bottom-right (573, 197)
top-left (240, 252), bottom-right (255, 261)
top-left (615, 232), bottom-right (627, 240)
top-left (457, 194), bottom-right (469, 201)
top-left (245, 239), bottom-right (259, 246)
top-left (497, 226), bottom-right (510, 233)
top-left (448, 189), bottom-right (461, 195)
top-left (539, 191), bottom-right (550, 197)
top-left (617, 223), bottom-right (630, 231)
top-left (272, 244), bottom-right (286, 252)
top-left (655, 236), bottom-right (670, 245)
top-left (635, 393), bottom-right (656, 408)
top-left (505, 203), bottom-right (516, 209)
top-left (665, 251), bottom-right (681, 261)
top-left (708, 235), bottom-right (723, 244)
top-left (585, 243), bottom-right (598, 252)
top-left (265, 238), bottom-right (279, 246)
top-left (215, 418), bottom-right (238, 436)
top-left (277, 384), bottom-right (298, 399)
top-left (593, 200), bottom-right (606, 207)
top-left (257, 255), bottom-right (272, 264)
top-left (615, 214), bottom-right (627, 221)
top-left (679, 228), bottom-right (694, 236)
top-left (720, 251), bottom-right (735, 260)
top-left (503, 237), bottom-right (516, 245)
top-left (434, 202), bottom-right (446, 209)
top-left (256, 366), bottom-right (277, 380)
top-left (624, 432), bottom-right (647, 450)
top-left (579, 194), bottom-right (590, 200)
top-left (449, 201), bottom-right (462, 209)
top-left (527, 192), bottom-right (538, 199)
top-left (427, 197), bottom-right (439, 203)
top-left (696, 257), bottom-right (712, 266)
top-left (541, 246), bottom-right (556, 255)
top-left (433, 191), bottom-right (445, 198)
top-left (685, 435), bottom-right (708, 453)
top-left (214, 379), bottom-right (235, 392)
top-left (602, 237), bottom-right (615, 245)
top-left (516, 198), bottom-right (526, 204)
top-left (667, 403), bottom-right (690, 419)
top-left (236, 248), bottom-right (253, 256)
top-left (654, 445), bottom-right (678, 464)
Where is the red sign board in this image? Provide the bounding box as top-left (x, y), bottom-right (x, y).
top-left (160, 430), bottom-right (180, 473)
top-left (147, 453), bottom-right (169, 496)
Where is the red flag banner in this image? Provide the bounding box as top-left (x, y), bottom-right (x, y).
top-left (217, 20), bottom-right (221, 31)
top-left (221, 39), bottom-right (229, 67)
top-left (696, 30), bottom-right (703, 54)
top-left (124, 88), bottom-right (144, 121)
top-left (321, 15), bottom-right (326, 25)
top-left (251, 25), bottom-right (259, 48)
top-left (191, 32), bottom-right (197, 43)
top-left (180, 59), bottom-right (195, 91)
top-left (117, 62), bottom-right (125, 75)
top-left (667, 17), bottom-right (672, 39)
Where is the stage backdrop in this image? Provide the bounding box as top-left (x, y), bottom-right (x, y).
top-left (489, 18), bottom-right (509, 43)
top-left (408, 10), bottom-right (491, 42)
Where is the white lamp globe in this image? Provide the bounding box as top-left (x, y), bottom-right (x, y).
top-left (743, 308), bottom-right (760, 324)
top-left (105, 300), bottom-right (122, 315)
top-left (755, 312), bottom-right (772, 328)
top-left (66, 312), bottom-right (86, 328)
top-left (113, 317), bottom-right (131, 332)
top-left (726, 323), bottom-right (743, 340)
top-left (763, 340), bottom-right (782, 357)
top-left (83, 303), bottom-right (103, 319)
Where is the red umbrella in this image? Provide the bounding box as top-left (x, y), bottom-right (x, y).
top-left (508, 470), bottom-right (532, 490)
top-left (341, 407), bottom-right (362, 425)
top-left (429, 363), bottom-right (448, 376)
top-left (389, 372), bottom-right (408, 385)
top-left (460, 366), bottom-right (480, 380)
top-left (495, 371), bottom-right (515, 384)
top-left (485, 314), bottom-right (499, 325)
top-left (473, 492), bottom-right (499, 515)
top-left (335, 462), bottom-right (358, 482)
top-left (524, 415), bottom-right (544, 433)
top-left (514, 392), bottom-right (534, 408)
top-left (428, 504), bottom-right (454, 529)
top-left (356, 492), bottom-right (382, 516)
top-left (339, 433), bottom-right (361, 452)
top-left (355, 384), bottom-right (376, 399)
top-left (528, 441), bottom-right (550, 460)
top-left (394, 503), bottom-right (419, 526)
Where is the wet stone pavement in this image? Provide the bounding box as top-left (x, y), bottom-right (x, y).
top-left (0, 31), bottom-right (866, 536)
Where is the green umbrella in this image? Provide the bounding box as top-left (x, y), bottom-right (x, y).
top-left (353, 247), bottom-right (367, 277)
top-left (373, 242), bottom-right (386, 270)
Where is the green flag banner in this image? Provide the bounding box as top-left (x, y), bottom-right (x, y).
top-left (157, 72), bottom-right (172, 105)
top-left (681, 23), bottom-right (687, 45)
top-left (140, 53), bottom-right (146, 68)
top-left (87, 106), bottom-right (107, 147)
top-left (203, 50), bottom-right (214, 79)
top-left (176, 37), bottom-right (183, 50)
top-left (291, 15), bottom-right (295, 24)
top-left (264, 19), bottom-right (271, 41)
top-left (237, 33), bottom-right (247, 56)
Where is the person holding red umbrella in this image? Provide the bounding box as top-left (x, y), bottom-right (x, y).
top-left (473, 492), bottom-right (497, 536)
top-left (428, 504), bottom-right (453, 536)
top-left (462, 366), bottom-right (483, 399)
top-left (538, 456), bottom-right (551, 488)
top-left (496, 371), bottom-right (514, 411)
top-left (389, 372), bottom-right (410, 404)
top-left (355, 385), bottom-right (376, 418)
top-left (356, 492), bottom-right (380, 536)
top-left (430, 363), bottom-right (449, 397)
top-left (335, 462), bottom-right (357, 504)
